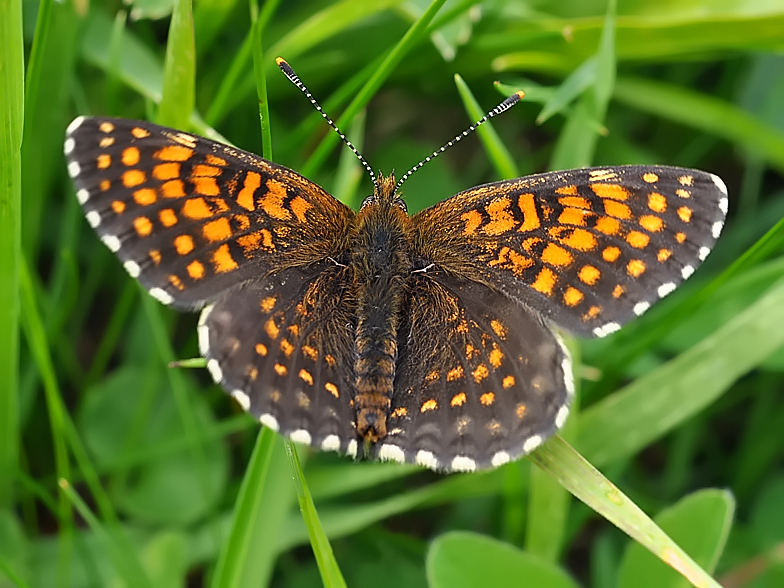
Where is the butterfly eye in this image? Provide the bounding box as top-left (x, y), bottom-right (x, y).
top-left (360, 195), bottom-right (375, 210)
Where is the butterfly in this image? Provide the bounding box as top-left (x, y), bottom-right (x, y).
top-left (64, 60), bottom-right (727, 471)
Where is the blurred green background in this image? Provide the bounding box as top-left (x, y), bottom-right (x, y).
top-left (2, 0), bottom-right (784, 586)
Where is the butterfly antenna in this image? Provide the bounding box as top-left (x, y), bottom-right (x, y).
top-left (395, 91), bottom-right (525, 193)
top-left (276, 57), bottom-right (377, 187)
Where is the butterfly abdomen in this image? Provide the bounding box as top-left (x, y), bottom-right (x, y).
top-left (352, 200), bottom-right (413, 444)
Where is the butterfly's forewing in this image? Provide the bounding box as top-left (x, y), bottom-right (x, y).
top-left (65, 117), bottom-right (354, 309)
top-left (411, 165), bottom-right (728, 337)
top-left (376, 272), bottom-right (572, 471)
top-left (200, 260), bottom-right (359, 454)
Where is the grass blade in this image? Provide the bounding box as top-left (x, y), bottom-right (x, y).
top-left (158, 0), bottom-right (195, 128)
top-left (0, 0), bottom-right (24, 508)
top-left (285, 444), bottom-right (347, 588)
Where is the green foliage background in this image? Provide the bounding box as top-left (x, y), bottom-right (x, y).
top-left (2, 0), bottom-right (784, 586)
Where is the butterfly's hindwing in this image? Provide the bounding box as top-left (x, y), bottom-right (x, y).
top-left (377, 272), bottom-right (572, 471)
top-left (200, 261), bottom-right (359, 454)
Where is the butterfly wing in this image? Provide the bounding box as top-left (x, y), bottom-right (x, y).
top-left (411, 165), bottom-right (727, 337)
top-left (200, 259), bottom-right (359, 454)
top-left (373, 272), bottom-right (572, 471)
top-left (65, 117), bottom-right (354, 309)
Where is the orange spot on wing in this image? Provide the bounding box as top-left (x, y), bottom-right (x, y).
top-left (450, 392), bottom-right (467, 407)
top-left (290, 195), bottom-right (313, 223)
top-left (122, 169), bottom-right (146, 187)
top-left (420, 399), bottom-right (438, 412)
top-left (299, 369), bottom-right (314, 386)
top-left (657, 248), bottom-right (672, 262)
top-left (205, 154), bottom-right (228, 166)
top-left (122, 147), bottom-right (140, 166)
top-left (489, 345), bottom-right (504, 368)
top-left (130, 126), bottom-right (149, 138)
top-left (155, 145), bottom-right (194, 162)
top-left (264, 319), bottom-right (279, 340)
top-left (133, 188), bottom-right (157, 206)
top-left (490, 320), bottom-right (507, 339)
top-left (558, 207), bottom-right (590, 226)
top-left (447, 366), bottom-right (464, 381)
top-left (675, 232), bottom-right (686, 243)
top-left (182, 198), bottom-right (212, 219)
top-left (111, 200), bottom-right (126, 214)
top-left (202, 217), bottom-right (232, 242)
top-left (480, 392), bottom-right (495, 406)
top-left (237, 171), bottom-right (260, 211)
top-left (642, 172), bottom-right (658, 183)
top-left (627, 259), bottom-right (646, 277)
top-left (555, 184), bottom-right (578, 195)
top-left (532, 267), bottom-right (557, 296)
top-left (99, 136), bottom-right (115, 147)
top-left (260, 179), bottom-right (291, 220)
top-left (187, 259), bottom-right (205, 279)
top-left (168, 274), bottom-right (184, 290)
top-left (626, 231), bottom-right (650, 248)
top-left (174, 234), bottom-right (194, 255)
top-left (591, 183), bottom-right (629, 200)
top-left (461, 209), bottom-right (483, 235)
top-left (149, 249), bottom-right (161, 265)
top-left (472, 364), bottom-right (489, 383)
top-left (162, 179), bottom-right (186, 198)
top-left (274, 363), bottom-right (288, 376)
top-left (100, 179), bottom-right (111, 191)
top-left (260, 296), bottom-right (277, 313)
top-left (212, 243), bottom-right (238, 273)
top-left (612, 284), bottom-right (624, 298)
top-left (602, 246), bottom-right (621, 262)
top-left (192, 176), bottom-right (220, 196)
top-left (677, 206), bottom-right (692, 222)
top-left (159, 208), bottom-right (178, 227)
top-left (483, 197), bottom-right (517, 235)
top-left (99, 122), bottom-right (115, 133)
top-left (255, 343), bottom-right (268, 356)
top-left (640, 215), bottom-right (663, 232)
top-left (154, 162), bottom-right (181, 180)
top-left (517, 193), bottom-right (541, 232)
top-left (191, 164), bottom-right (221, 177)
top-left (542, 243), bottom-right (573, 267)
top-left (558, 196), bottom-right (590, 208)
top-left (325, 382), bottom-right (339, 398)
top-left (604, 200), bottom-right (632, 219)
top-left (563, 286), bottom-right (584, 307)
top-left (579, 265), bottom-right (601, 285)
top-left (595, 216), bottom-right (620, 236)
top-left (648, 192), bottom-right (667, 213)
top-left (561, 228), bottom-right (597, 251)
top-left (678, 175), bottom-right (693, 186)
top-left (97, 154), bottom-right (111, 169)
top-left (134, 216), bottom-right (152, 237)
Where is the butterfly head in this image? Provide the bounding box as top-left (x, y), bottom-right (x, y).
top-left (360, 172), bottom-right (407, 213)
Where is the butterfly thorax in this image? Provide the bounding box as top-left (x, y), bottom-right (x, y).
top-left (352, 175), bottom-right (413, 444)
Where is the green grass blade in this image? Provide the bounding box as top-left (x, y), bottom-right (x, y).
top-left (158, 0), bottom-right (195, 128)
top-left (299, 0), bottom-right (449, 178)
top-left (454, 74), bottom-right (520, 180)
top-left (577, 276), bottom-right (784, 467)
top-left (0, 0), bottom-right (24, 508)
top-left (613, 76), bottom-right (784, 175)
top-left (20, 0), bottom-right (79, 258)
top-left (528, 436), bottom-right (722, 588)
top-left (19, 260), bottom-right (74, 586)
top-left (210, 429), bottom-right (295, 588)
top-left (267, 0), bottom-right (407, 65)
top-left (285, 444), bottom-right (347, 588)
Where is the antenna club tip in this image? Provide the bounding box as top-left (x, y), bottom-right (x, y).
top-left (275, 57), bottom-right (287, 66)
top-left (514, 90), bottom-right (525, 99)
